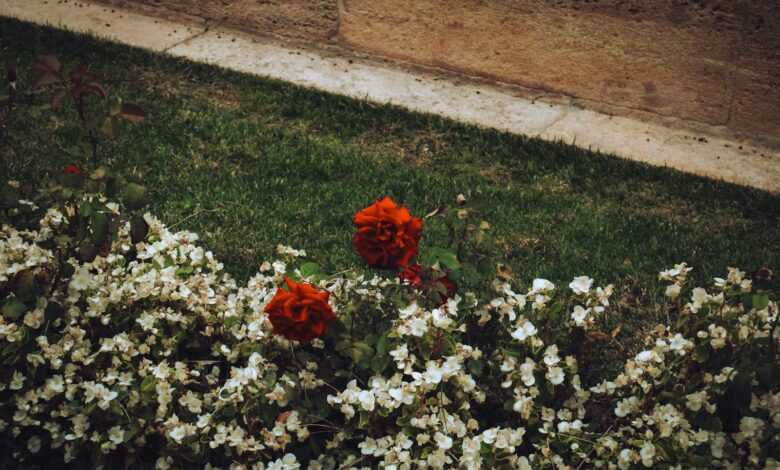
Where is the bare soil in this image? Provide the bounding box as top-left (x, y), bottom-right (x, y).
top-left (90, 0), bottom-right (779, 147)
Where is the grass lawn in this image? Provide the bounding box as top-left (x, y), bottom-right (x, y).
top-left (2, 17), bottom-right (778, 301)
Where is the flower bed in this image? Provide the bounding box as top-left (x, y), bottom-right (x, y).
top-left (0, 191), bottom-right (778, 469)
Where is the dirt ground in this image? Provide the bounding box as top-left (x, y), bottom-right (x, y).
top-left (92, 0), bottom-right (339, 41)
top-left (90, 0), bottom-right (779, 147)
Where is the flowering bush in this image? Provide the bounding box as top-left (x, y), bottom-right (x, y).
top-left (0, 188), bottom-right (778, 469)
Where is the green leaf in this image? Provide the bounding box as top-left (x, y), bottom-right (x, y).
top-left (78, 241), bottom-right (98, 262)
top-left (100, 116), bottom-right (119, 139)
top-left (44, 301), bottom-right (65, 322)
top-left (223, 315), bottom-right (241, 329)
top-left (364, 334), bottom-right (378, 347)
top-left (376, 334), bottom-right (389, 356)
top-left (422, 247), bottom-right (461, 271)
top-left (13, 269), bottom-right (38, 302)
top-left (698, 414), bottom-right (723, 432)
top-left (79, 201), bottom-right (95, 219)
top-left (349, 341), bottom-right (374, 364)
top-left (90, 211), bottom-right (109, 244)
top-left (757, 363), bottom-right (780, 389)
top-left (140, 375), bottom-right (156, 394)
top-left (109, 97), bottom-right (122, 116)
top-left (130, 215), bottom-right (149, 244)
top-left (371, 354), bottom-right (391, 374)
top-left (0, 185), bottom-right (20, 208)
top-left (334, 340), bottom-right (352, 354)
top-left (752, 294), bottom-right (769, 311)
top-left (467, 359), bottom-right (484, 376)
top-left (299, 262), bottom-right (322, 278)
top-left (63, 173), bottom-right (83, 189)
top-left (324, 318), bottom-right (347, 340)
top-left (1, 298), bottom-right (27, 320)
top-left (176, 266), bottom-right (194, 278)
top-left (122, 183), bottom-right (150, 210)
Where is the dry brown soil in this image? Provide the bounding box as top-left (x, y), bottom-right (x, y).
top-left (90, 0), bottom-right (779, 147)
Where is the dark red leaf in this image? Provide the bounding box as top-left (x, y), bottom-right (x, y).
top-left (72, 82), bottom-right (107, 100)
top-left (51, 89), bottom-right (68, 109)
top-left (119, 103), bottom-right (145, 123)
top-left (34, 55), bottom-right (61, 74)
top-left (32, 72), bottom-right (61, 89)
top-left (69, 64), bottom-right (97, 84)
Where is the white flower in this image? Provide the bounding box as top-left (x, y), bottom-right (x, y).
top-left (422, 363), bottom-right (444, 385)
top-left (659, 263), bottom-right (691, 281)
top-left (434, 432), bottom-right (453, 450)
top-left (408, 317), bottom-right (428, 337)
top-left (531, 278), bottom-right (555, 293)
top-left (168, 425), bottom-right (187, 443)
top-left (668, 333), bottom-right (690, 352)
top-left (431, 308), bottom-right (453, 329)
top-left (640, 441), bottom-right (656, 467)
top-left (546, 366), bottom-right (565, 385)
top-left (399, 302), bottom-right (419, 318)
top-left (108, 426), bottom-right (125, 445)
top-left (665, 284), bottom-right (681, 299)
top-left (571, 305), bottom-right (590, 326)
top-left (569, 276), bottom-right (593, 295)
top-left (359, 437), bottom-right (377, 456)
top-left (27, 436), bottom-right (42, 454)
top-left (181, 391), bottom-right (203, 413)
top-left (635, 350), bottom-right (659, 363)
top-left (511, 320), bottom-right (538, 342)
top-left (357, 390), bottom-right (375, 411)
top-left (618, 449), bottom-right (634, 470)
top-left (10, 371), bottom-right (25, 390)
top-left (268, 453), bottom-right (300, 470)
top-left (615, 397), bottom-right (638, 417)
top-left (685, 391), bottom-right (707, 412)
top-left (70, 266), bottom-right (94, 291)
top-left (519, 359), bottom-right (536, 386)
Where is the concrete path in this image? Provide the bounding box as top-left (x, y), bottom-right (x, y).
top-left (2, 0), bottom-right (779, 193)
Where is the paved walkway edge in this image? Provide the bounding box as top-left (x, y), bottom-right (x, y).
top-left (3, 0), bottom-right (779, 193)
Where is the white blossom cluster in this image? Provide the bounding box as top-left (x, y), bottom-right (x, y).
top-left (0, 201), bottom-right (778, 469)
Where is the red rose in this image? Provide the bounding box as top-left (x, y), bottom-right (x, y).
top-left (352, 196), bottom-right (422, 269)
top-left (264, 276), bottom-right (336, 343)
top-left (399, 263), bottom-right (457, 305)
top-left (64, 164), bottom-right (82, 175)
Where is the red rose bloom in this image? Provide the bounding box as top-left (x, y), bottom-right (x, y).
top-left (399, 263), bottom-right (457, 305)
top-left (64, 164), bottom-right (82, 175)
top-left (264, 276), bottom-right (336, 343)
top-left (352, 196), bottom-right (423, 269)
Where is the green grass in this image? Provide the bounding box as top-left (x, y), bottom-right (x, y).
top-left (2, 17), bottom-right (779, 299)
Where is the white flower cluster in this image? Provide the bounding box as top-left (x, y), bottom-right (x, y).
top-left (1, 202), bottom-right (778, 469)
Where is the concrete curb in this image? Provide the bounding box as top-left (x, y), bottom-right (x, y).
top-left (3, 0), bottom-right (779, 193)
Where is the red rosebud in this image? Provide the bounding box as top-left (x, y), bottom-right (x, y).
top-left (352, 196), bottom-right (422, 269)
top-left (64, 164), bottom-right (82, 175)
top-left (752, 267), bottom-right (774, 283)
top-left (437, 275), bottom-right (458, 301)
top-left (399, 264), bottom-right (424, 288)
top-left (399, 263), bottom-right (457, 305)
top-left (264, 277), bottom-right (336, 343)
